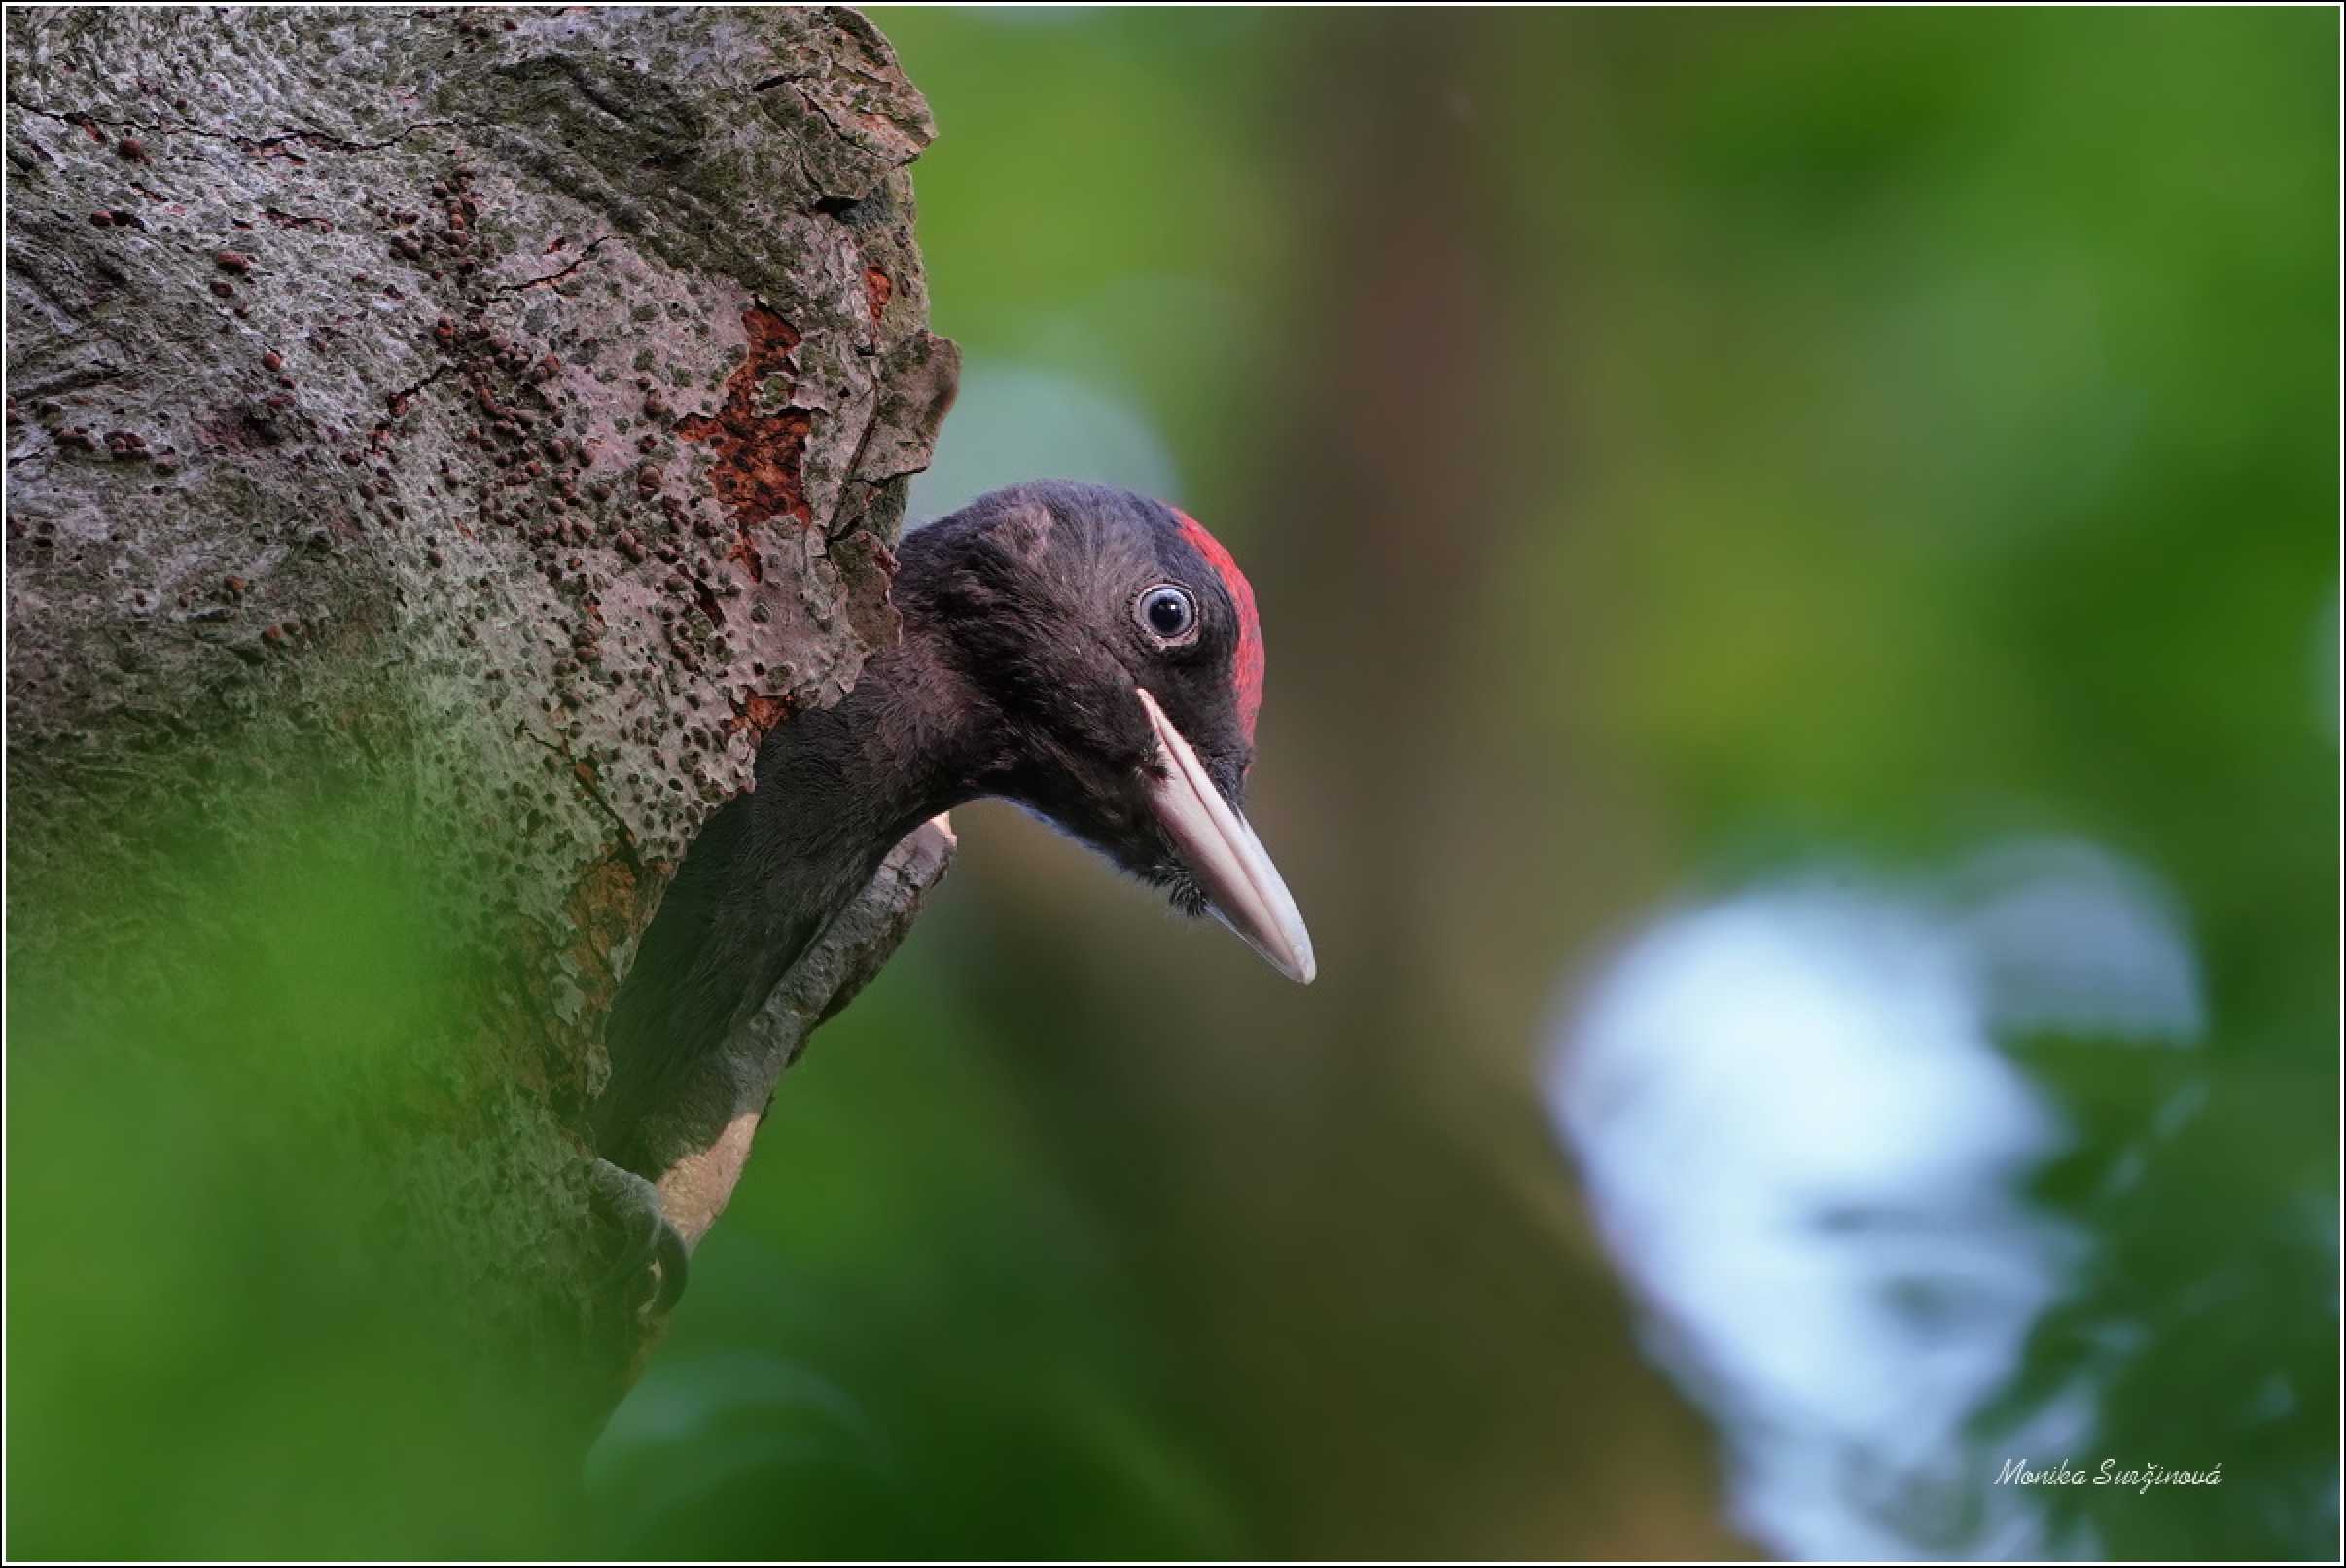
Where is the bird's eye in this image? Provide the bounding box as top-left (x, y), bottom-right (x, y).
top-left (1135, 584), bottom-right (1199, 645)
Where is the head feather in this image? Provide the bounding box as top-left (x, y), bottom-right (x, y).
top-left (1171, 509), bottom-right (1264, 743)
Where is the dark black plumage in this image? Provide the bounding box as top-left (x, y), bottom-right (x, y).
top-left (594, 481), bottom-right (1297, 1176)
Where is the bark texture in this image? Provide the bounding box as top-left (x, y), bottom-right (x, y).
top-left (4, 4), bottom-right (956, 1423)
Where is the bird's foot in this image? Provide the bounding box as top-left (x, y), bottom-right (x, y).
top-left (585, 1157), bottom-right (689, 1319)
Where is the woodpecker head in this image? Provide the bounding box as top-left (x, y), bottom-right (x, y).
top-left (899, 481), bottom-right (1315, 983)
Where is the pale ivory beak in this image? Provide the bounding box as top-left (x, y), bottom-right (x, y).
top-left (1134, 687), bottom-right (1317, 984)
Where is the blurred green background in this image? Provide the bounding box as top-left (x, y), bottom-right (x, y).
top-left (11, 6), bottom-right (2339, 1561)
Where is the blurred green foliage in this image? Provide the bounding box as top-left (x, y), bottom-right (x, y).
top-left (7, 781), bottom-right (593, 1557)
top-left (8, 7), bottom-right (2335, 1560)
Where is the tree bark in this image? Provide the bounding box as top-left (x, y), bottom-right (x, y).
top-left (5, 3), bottom-right (956, 1437)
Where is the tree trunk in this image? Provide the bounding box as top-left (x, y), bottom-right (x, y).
top-left (3, 1), bottom-right (956, 1491)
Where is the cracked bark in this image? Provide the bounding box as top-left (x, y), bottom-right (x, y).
top-left (5, 4), bottom-right (958, 1438)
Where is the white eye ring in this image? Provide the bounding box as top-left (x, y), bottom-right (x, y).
top-left (1134, 583), bottom-right (1200, 646)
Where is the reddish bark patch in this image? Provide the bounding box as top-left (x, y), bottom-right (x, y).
top-left (676, 308), bottom-right (813, 553)
top-left (197, 404), bottom-right (290, 450)
top-left (566, 855), bottom-right (645, 1013)
top-left (862, 266), bottom-right (892, 324)
top-left (730, 692), bottom-right (790, 735)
